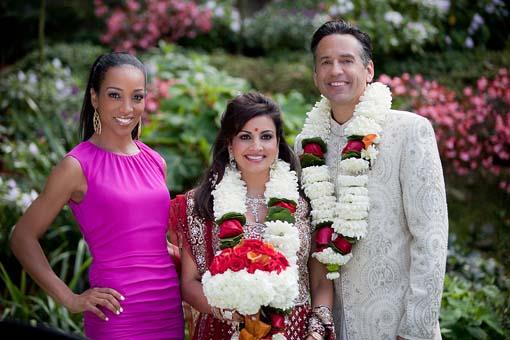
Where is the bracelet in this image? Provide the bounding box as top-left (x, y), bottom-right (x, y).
top-left (307, 331), bottom-right (324, 340)
top-left (307, 314), bottom-right (326, 337)
top-left (312, 305), bottom-right (333, 326)
top-left (211, 307), bottom-right (223, 319)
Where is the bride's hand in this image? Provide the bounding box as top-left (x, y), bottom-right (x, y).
top-left (211, 307), bottom-right (243, 322)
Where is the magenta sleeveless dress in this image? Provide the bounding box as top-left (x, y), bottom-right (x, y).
top-left (67, 140), bottom-right (184, 340)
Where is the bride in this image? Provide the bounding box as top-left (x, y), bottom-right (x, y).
top-left (169, 92), bottom-right (334, 339)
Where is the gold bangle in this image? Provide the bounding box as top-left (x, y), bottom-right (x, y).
top-left (308, 331), bottom-right (324, 340)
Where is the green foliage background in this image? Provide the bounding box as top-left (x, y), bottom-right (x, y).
top-left (1, 1), bottom-right (509, 338)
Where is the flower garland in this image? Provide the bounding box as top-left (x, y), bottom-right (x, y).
top-left (299, 82), bottom-right (392, 280)
top-left (202, 160), bottom-right (300, 339)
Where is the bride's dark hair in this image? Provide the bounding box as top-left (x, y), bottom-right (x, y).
top-left (193, 92), bottom-right (298, 221)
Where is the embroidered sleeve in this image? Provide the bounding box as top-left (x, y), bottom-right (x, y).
top-left (184, 192), bottom-right (213, 274)
top-left (398, 117), bottom-right (448, 339)
top-left (294, 196), bottom-right (312, 304)
top-left (169, 192), bottom-right (212, 274)
top-left (169, 194), bottom-right (186, 253)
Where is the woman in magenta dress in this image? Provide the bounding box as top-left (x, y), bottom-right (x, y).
top-left (10, 52), bottom-right (184, 339)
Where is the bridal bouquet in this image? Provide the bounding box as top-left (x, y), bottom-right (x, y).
top-left (202, 238), bottom-right (298, 316)
top-left (202, 160), bottom-right (300, 339)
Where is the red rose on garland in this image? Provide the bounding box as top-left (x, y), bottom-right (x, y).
top-left (303, 143), bottom-right (325, 158)
top-left (342, 140), bottom-right (365, 155)
top-left (218, 219), bottom-right (244, 239)
top-left (332, 235), bottom-right (352, 255)
top-left (272, 201), bottom-right (297, 214)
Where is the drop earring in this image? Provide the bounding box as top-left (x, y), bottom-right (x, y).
top-left (93, 109), bottom-right (101, 135)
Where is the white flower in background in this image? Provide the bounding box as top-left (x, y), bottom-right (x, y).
top-left (484, 0), bottom-right (505, 15)
top-left (465, 37), bottom-right (474, 49)
top-left (19, 190), bottom-right (38, 212)
top-left (214, 6), bottom-right (225, 17)
top-left (384, 11), bottom-right (404, 27)
top-left (390, 37), bottom-right (399, 46)
top-left (145, 61), bottom-right (157, 76)
top-left (468, 13), bottom-right (484, 34)
top-left (312, 13), bottom-right (330, 29)
top-left (413, 0), bottom-right (450, 13)
top-left (28, 72), bottom-right (37, 85)
top-left (230, 9), bottom-right (241, 32)
top-left (55, 79), bottom-right (65, 91)
top-left (445, 35), bottom-right (452, 45)
top-left (17, 71), bottom-right (26, 82)
top-left (52, 58), bottom-right (62, 69)
top-left (28, 143), bottom-right (39, 156)
top-left (6, 179), bottom-right (17, 189)
top-left (329, 0), bottom-right (354, 16)
top-left (2, 144), bottom-right (13, 153)
top-left (205, 0), bottom-right (215, 9)
top-left (406, 22), bottom-right (428, 43)
top-left (6, 185), bottom-right (20, 201)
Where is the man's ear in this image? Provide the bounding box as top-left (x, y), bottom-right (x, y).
top-left (366, 60), bottom-right (375, 83)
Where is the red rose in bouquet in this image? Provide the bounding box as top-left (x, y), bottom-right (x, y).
top-left (209, 249), bottom-right (233, 275)
top-left (263, 253), bottom-right (288, 273)
top-left (228, 256), bottom-right (249, 272)
top-left (210, 239), bottom-right (289, 275)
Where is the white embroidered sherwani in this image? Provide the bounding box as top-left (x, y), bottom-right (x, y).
top-left (296, 110), bottom-right (448, 340)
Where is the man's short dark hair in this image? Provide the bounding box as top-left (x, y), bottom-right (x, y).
top-left (311, 19), bottom-right (372, 66)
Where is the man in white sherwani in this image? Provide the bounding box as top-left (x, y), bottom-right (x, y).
top-left (296, 20), bottom-right (448, 340)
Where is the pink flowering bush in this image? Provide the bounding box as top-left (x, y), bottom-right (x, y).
top-left (94, 0), bottom-right (212, 52)
top-left (378, 69), bottom-right (510, 192)
top-left (146, 77), bottom-right (177, 114)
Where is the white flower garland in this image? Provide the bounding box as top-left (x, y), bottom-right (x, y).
top-left (298, 82), bottom-right (392, 279)
top-left (205, 159), bottom-right (301, 338)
